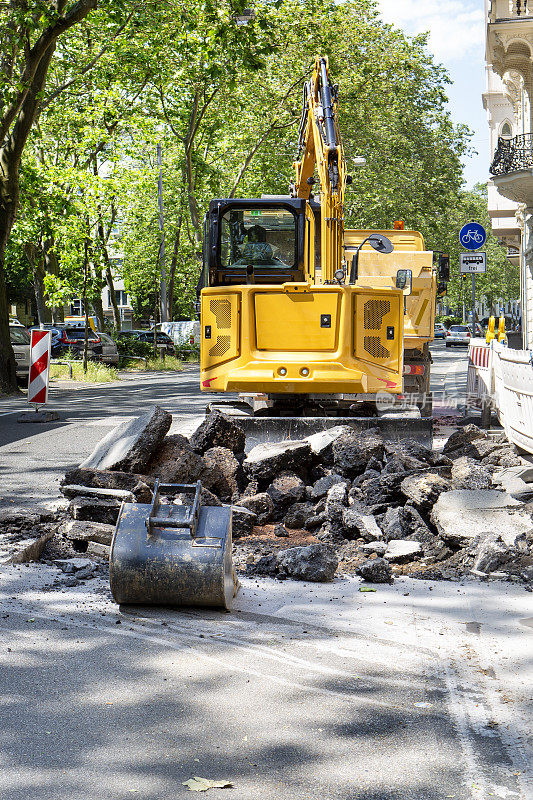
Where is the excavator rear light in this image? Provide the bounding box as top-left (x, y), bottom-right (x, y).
top-left (404, 365), bottom-right (425, 376)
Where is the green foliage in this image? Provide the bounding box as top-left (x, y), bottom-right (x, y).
top-left (115, 336), bottom-right (153, 359)
top-left (50, 360), bottom-right (118, 383)
top-left (1, 0), bottom-right (518, 336)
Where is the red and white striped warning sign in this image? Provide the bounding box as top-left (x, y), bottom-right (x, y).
top-left (469, 343), bottom-right (490, 369)
top-left (28, 330), bottom-right (52, 407)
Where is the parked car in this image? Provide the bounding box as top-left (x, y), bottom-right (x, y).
top-left (116, 329), bottom-right (176, 356)
top-left (434, 322), bottom-right (447, 339)
top-left (53, 327), bottom-right (119, 365)
top-left (29, 324), bottom-right (66, 351)
top-left (445, 325), bottom-right (471, 347)
top-left (469, 323), bottom-right (483, 337)
top-left (9, 322), bottom-right (30, 381)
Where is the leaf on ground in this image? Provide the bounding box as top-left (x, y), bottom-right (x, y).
top-left (359, 587), bottom-right (376, 593)
top-left (183, 777), bottom-right (233, 792)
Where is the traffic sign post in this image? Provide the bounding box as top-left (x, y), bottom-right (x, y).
top-left (460, 252), bottom-right (487, 274)
top-left (458, 222), bottom-right (487, 336)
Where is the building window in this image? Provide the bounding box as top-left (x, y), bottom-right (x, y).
top-left (501, 122), bottom-right (513, 139)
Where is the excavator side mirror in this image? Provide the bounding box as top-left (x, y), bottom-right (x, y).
top-left (396, 269), bottom-right (413, 296)
top-left (369, 234), bottom-right (394, 255)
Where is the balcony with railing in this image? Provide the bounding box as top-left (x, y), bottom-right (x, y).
top-left (490, 134), bottom-right (533, 202)
top-left (490, 0), bottom-right (533, 20)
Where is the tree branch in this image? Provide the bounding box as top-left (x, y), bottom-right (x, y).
top-left (42, 6), bottom-right (138, 107)
top-left (0, 0), bottom-right (97, 142)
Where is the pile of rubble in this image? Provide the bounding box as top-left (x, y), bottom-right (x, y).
top-left (3, 405), bottom-right (533, 588)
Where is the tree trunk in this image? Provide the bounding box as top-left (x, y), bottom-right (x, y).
top-left (97, 213), bottom-right (121, 331)
top-left (23, 243), bottom-right (50, 325)
top-left (44, 243), bottom-right (64, 323)
top-left (33, 263), bottom-right (49, 324)
top-left (92, 289), bottom-right (106, 332)
top-left (167, 225), bottom-right (181, 320)
top-left (105, 267), bottom-right (121, 330)
top-left (0, 167), bottom-right (20, 392)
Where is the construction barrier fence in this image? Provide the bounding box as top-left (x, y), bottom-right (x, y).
top-left (467, 338), bottom-right (533, 455)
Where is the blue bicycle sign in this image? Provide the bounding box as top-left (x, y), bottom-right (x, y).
top-left (459, 222), bottom-right (486, 250)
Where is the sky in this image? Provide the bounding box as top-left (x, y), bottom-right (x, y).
top-left (376, 0), bottom-right (487, 189)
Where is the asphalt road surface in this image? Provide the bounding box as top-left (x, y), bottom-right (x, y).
top-left (0, 344), bottom-right (469, 515)
top-left (0, 563), bottom-right (530, 800)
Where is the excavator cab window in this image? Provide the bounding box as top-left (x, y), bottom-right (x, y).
top-left (205, 198), bottom-right (306, 286)
top-left (220, 208), bottom-right (296, 272)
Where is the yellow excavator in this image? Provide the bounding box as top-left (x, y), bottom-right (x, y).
top-left (110, 58), bottom-right (447, 611)
top-left (198, 56), bottom-right (412, 415)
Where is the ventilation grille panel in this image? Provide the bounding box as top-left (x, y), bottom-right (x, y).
top-left (210, 299), bottom-right (231, 329)
top-left (209, 335), bottom-right (231, 358)
top-left (364, 336), bottom-right (390, 359)
top-left (364, 300), bottom-right (390, 330)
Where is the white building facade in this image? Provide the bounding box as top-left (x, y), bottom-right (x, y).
top-left (485, 0), bottom-right (533, 347)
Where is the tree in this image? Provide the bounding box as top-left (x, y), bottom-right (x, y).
top-left (0, 0), bottom-right (133, 392)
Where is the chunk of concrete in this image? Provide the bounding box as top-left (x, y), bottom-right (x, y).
top-left (60, 485), bottom-right (135, 503)
top-left (384, 540), bottom-right (422, 563)
top-left (204, 446), bottom-right (243, 501)
top-left (267, 472), bottom-right (306, 516)
top-left (231, 506), bottom-right (257, 538)
top-left (276, 544), bottom-right (338, 582)
top-left (473, 533), bottom-right (515, 574)
top-left (309, 473), bottom-right (345, 499)
top-left (0, 530), bottom-right (53, 565)
top-left (59, 520), bottom-right (115, 546)
top-left (400, 472), bottom-right (450, 509)
top-left (69, 497), bottom-right (122, 525)
top-left (63, 468), bottom-right (154, 502)
top-left (189, 410), bottom-right (245, 455)
top-left (332, 431), bottom-right (384, 478)
top-left (238, 493), bottom-right (274, 524)
top-left (360, 541), bottom-right (388, 556)
top-left (452, 457), bottom-right (492, 491)
top-left (356, 557), bottom-right (393, 583)
top-left (244, 440), bottom-right (312, 482)
top-left (432, 490), bottom-right (533, 547)
top-left (305, 426), bottom-right (352, 462)
top-left (342, 509), bottom-right (383, 542)
top-left (81, 406), bottom-right (171, 472)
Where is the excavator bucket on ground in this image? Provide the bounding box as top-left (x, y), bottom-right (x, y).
top-left (109, 481), bottom-right (234, 609)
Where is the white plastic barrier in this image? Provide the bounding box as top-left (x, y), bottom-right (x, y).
top-left (493, 344), bottom-right (533, 454)
top-left (159, 321), bottom-right (200, 346)
top-left (466, 339), bottom-right (493, 410)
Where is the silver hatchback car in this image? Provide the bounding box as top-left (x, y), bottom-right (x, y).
top-left (10, 323), bottom-right (30, 381)
top-left (445, 324), bottom-right (472, 347)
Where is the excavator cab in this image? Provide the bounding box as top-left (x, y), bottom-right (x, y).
top-left (201, 198), bottom-right (307, 288)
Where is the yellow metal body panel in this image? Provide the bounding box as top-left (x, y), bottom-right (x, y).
top-left (345, 229), bottom-right (436, 353)
top-left (255, 291), bottom-right (339, 351)
top-left (200, 285), bottom-right (404, 395)
top-left (201, 293), bottom-right (241, 370)
top-left (344, 229), bottom-right (426, 252)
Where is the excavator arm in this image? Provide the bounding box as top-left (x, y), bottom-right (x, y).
top-left (292, 56), bottom-right (347, 283)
